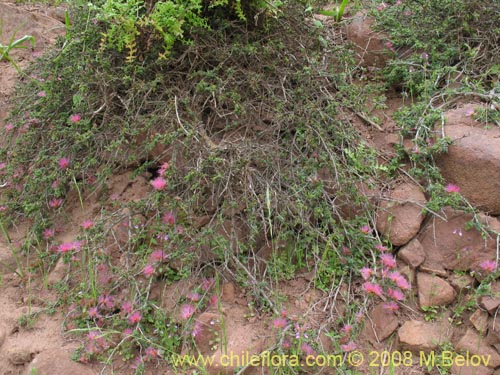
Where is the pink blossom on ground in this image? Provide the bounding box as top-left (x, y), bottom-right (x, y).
top-left (375, 244), bottom-right (389, 252)
top-left (180, 304), bottom-right (196, 320)
top-left (43, 228), bottom-right (55, 240)
top-left (158, 162), bottom-right (169, 176)
top-left (88, 307), bottom-right (100, 319)
top-left (70, 114), bottom-right (81, 123)
top-left (37, 91), bottom-right (46, 97)
top-left (479, 260), bottom-right (497, 273)
top-left (49, 198), bottom-right (63, 208)
top-left (121, 301), bottom-right (133, 314)
top-left (192, 321), bottom-right (203, 338)
top-left (273, 317), bottom-right (288, 329)
top-left (128, 311), bottom-right (142, 324)
top-left (150, 249), bottom-right (168, 262)
top-left (151, 177), bottom-right (167, 191)
top-left (186, 292), bottom-right (200, 302)
top-left (5, 123), bottom-right (14, 132)
top-left (301, 343), bottom-right (315, 357)
top-left (201, 277), bottom-right (215, 291)
top-left (363, 282), bottom-right (383, 297)
top-left (341, 324), bottom-right (353, 335)
top-left (360, 267), bottom-right (374, 280)
top-left (81, 220), bottom-right (94, 230)
top-left (162, 211), bottom-right (175, 225)
top-left (144, 347), bottom-right (160, 361)
top-left (143, 264), bottom-right (155, 277)
top-left (383, 302), bottom-right (399, 311)
top-left (209, 294), bottom-right (218, 307)
top-left (380, 254), bottom-right (397, 269)
top-left (341, 341), bottom-right (357, 352)
top-left (395, 275), bottom-right (410, 290)
top-left (387, 288), bottom-right (405, 301)
top-left (122, 328), bottom-right (134, 337)
top-left (445, 184), bottom-right (460, 193)
top-left (360, 225), bottom-right (371, 234)
top-left (58, 241), bottom-right (82, 253)
top-left (99, 295), bottom-right (115, 309)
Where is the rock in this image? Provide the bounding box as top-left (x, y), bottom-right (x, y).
top-left (376, 183), bottom-right (427, 246)
top-left (398, 320), bottom-right (451, 352)
top-left (366, 303), bottom-right (399, 343)
top-left (451, 364), bottom-right (493, 375)
top-left (456, 329), bottom-right (500, 368)
top-left (25, 349), bottom-right (97, 375)
top-left (7, 347), bottom-right (35, 365)
top-left (345, 11), bottom-right (391, 69)
top-left (449, 274), bottom-right (475, 292)
top-left (398, 238), bottom-right (426, 268)
top-left (418, 208), bottom-right (498, 274)
top-left (486, 317), bottom-right (500, 346)
top-left (469, 309), bottom-right (489, 334)
top-left (436, 104), bottom-right (500, 214)
top-left (479, 282), bottom-right (500, 315)
top-left (417, 273), bottom-right (456, 308)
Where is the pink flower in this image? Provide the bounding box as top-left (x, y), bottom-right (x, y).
top-left (162, 211), bottom-right (175, 225)
top-left (122, 328), bottom-right (134, 337)
top-left (387, 288), bottom-right (405, 301)
top-left (58, 241), bottom-right (82, 253)
top-left (363, 282), bottom-right (383, 297)
top-left (341, 341), bottom-right (357, 352)
top-left (5, 123), bottom-right (14, 132)
top-left (158, 162), bottom-right (169, 176)
top-left (88, 307), bottom-right (100, 318)
top-left (380, 254), bottom-right (396, 269)
top-left (273, 317), bottom-right (288, 329)
top-left (360, 225), bottom-right (371, 234)
top-left (186, 292), bottom-right (200, 302)
top-left (445, 184), bottom-right (460, 193)
top-left (395, 275), bottom-right (410, 290)
top-left (37, 91), bottom-right (46, 97)
top-left (143, 264), bottom-right (155, 277)
top-left (70, 114), bottom-right (81, 123)
top-left (375, 244), bottom-right (389, 252)
top-left (43, 228), bottom-right (55, 240)
top-left (81, 220), bottom-right (94, 230)
top-left (128, 311), bottom-right (142, 324)
top-left (301, 343), bottom-right (315, 357)
top-left (360, 267), bottom-right (374, 280)
top-left (121, 301), bottom-right (133, 314)
top-left (201, 278), bottom-right (215, 291)
top-left (151, 177), bottom-right (166, 191)
top-left (150, 249), bottom-right (168, 262)
top-left (385, 41), bottom-right (395, 52)
top-left (144, 346), bottom-right (160, 361)
top-left (383, 302), bottom-right (399, 311)
top-left (209, 295), bottom-right (218, 307)
top-left (180, 304), bottom-right (196, 320)
top-left (479, 260), bottom-right (497, 273)
top-left (58, 157), bottom-right (70, 170)
top-left (192, 321), bottom-right (202, 338)
top-left (341, 324), bottom-right (353, 335)
top-left (98, 294), bottom-right (115, 309)
top-left (49, 198), bottom-right (63, 208)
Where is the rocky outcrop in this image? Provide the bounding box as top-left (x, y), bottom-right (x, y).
top-left (398, 320), bottom-right (451, 352)
top-left (436, 104), bottom-right (500, 215)
top-left (376, 183), bottom-right (427, 246)
top-left (417, 272), bottom-right (456, 307)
